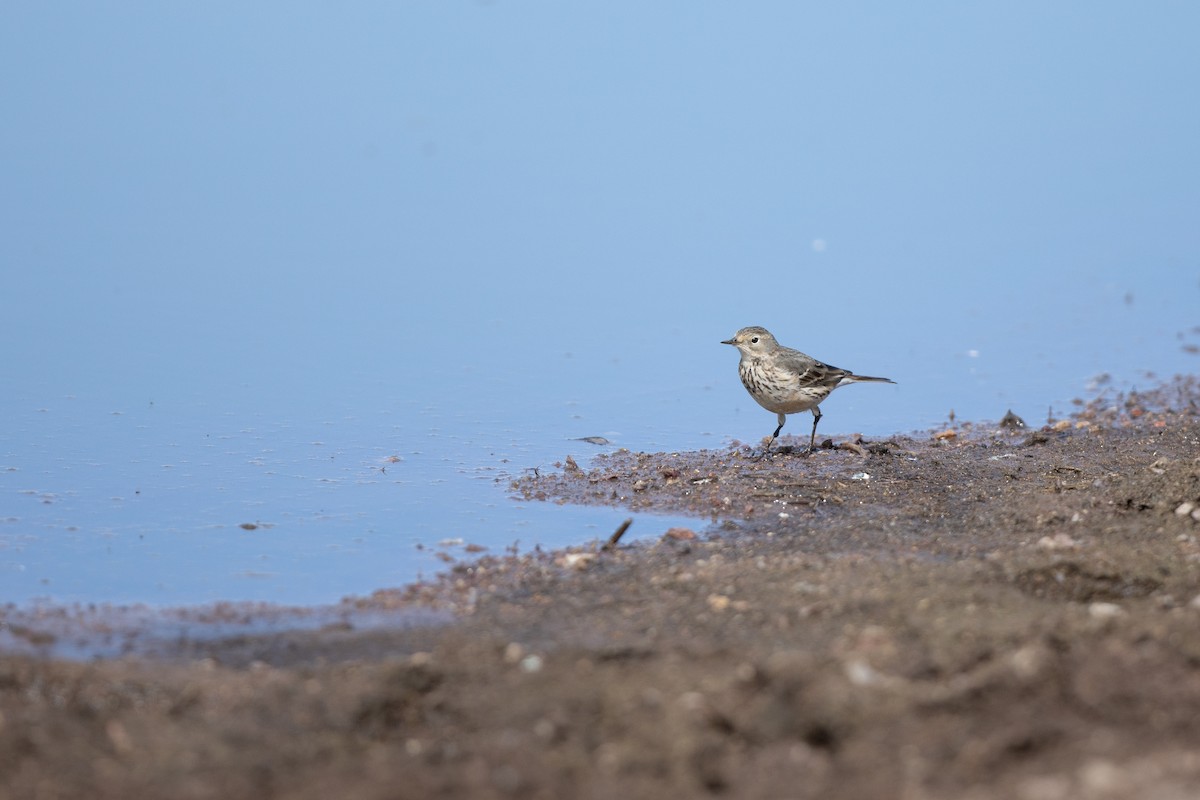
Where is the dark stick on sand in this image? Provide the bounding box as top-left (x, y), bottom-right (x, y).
top-left (602, 518), bottom-right (633, 552)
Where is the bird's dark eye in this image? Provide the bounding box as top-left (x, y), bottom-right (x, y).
top-left (750, 337), bottom-right (759, 344)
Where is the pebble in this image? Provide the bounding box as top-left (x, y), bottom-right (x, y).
top-left (707, 594), bottom-right (731, 612)
top-left (577, 436), bottom-right (610, 445)
top-left (1037, 533), bottom-right (1078, 550)
top-left (1088, 602), bottom-right (1124, 620)
top-left (999, 409), bottom-right (1026, 429)
top-left (1175, 501), bottom-right (1195, 517)
top-left (561, 552), bottom-right (596, 570)
top-left (844, 658), bottom-right (881, 686)
top-left (663, 527), bottom-right (696, 541)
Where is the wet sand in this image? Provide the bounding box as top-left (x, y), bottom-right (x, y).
top-left (3, 377), bottom-right (1200, 799)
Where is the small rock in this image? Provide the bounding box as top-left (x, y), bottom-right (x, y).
top-left (577, 436), bottom-right (610, 445)
top-left (520, 655), bottom-right (543, 673)
top-left (562, 552), bottom-right (596, 570)
top-left (933, 429), bottom-right (957, 441)
top-left (1037, 533), bottom-right (1078, 550)
top-left (839, 441), bottom-right (867, 456)
top-left (1088, 602), bottom-right (1124, 620)
top-left (1175, 501), bottom-right (1196, 517)
top-left (999, 409), bottom-right (1026, 429)
top-left (663, 527), bottom-right (696, 541)
top-left (1009, 644), bottom-right (1047, 679)
top-left (707, 594), bottom-right (731, 612)
top-left (844, 659), bottom-right (880, 687)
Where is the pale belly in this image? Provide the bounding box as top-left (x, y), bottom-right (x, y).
top-left (739, 364), bottom-right (831, 415)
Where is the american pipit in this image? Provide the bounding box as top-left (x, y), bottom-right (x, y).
top-left (722, 326), bottom-right (895, 457)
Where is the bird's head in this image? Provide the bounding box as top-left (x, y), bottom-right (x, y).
top-left (721, 326), bottom-right (777, 355)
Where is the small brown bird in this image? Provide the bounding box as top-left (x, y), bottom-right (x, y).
top-left (722, 326), bottom-right (895, 457)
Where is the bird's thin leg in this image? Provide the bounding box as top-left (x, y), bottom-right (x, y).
top-left (806, 407), bottom-right (822, 455)
top-left (755, 414), bottom-right (787, 460)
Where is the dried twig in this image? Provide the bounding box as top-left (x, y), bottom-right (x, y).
top-left (601, 518), bottom-right (633, 552)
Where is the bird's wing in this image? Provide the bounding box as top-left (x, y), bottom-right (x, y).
top-left (776, 349), bottom-right (849, 388)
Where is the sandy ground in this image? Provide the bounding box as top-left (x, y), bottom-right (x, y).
top-left (2, 377), bottom-right (1200, 799)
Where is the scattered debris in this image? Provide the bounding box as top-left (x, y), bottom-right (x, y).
top-left (1088, 602), bottom-right (1125, 620)
top-left (839, 440), bottom-right (867, 456)
top-left (662, 527), bottom-right (696, 541)
top-left (1038, 533), bottom-right (1079, 550)
top-left (577, 437), bottom-right (611, 446)
top-left (999, 410), bottom-right (1026, 429)
top-left (562, 552), bottom-right (597, 570)
top-left (601, 518), bottom-right (633, 551)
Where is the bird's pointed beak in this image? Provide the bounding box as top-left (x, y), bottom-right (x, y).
top-left (721, 337), bottom-right (736, 345)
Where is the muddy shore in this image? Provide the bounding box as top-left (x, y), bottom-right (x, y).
top-left (3, 378), bottom-right (1200, 799)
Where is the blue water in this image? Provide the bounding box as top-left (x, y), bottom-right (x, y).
top-left (2, 3), bottom-right (1198, 607)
